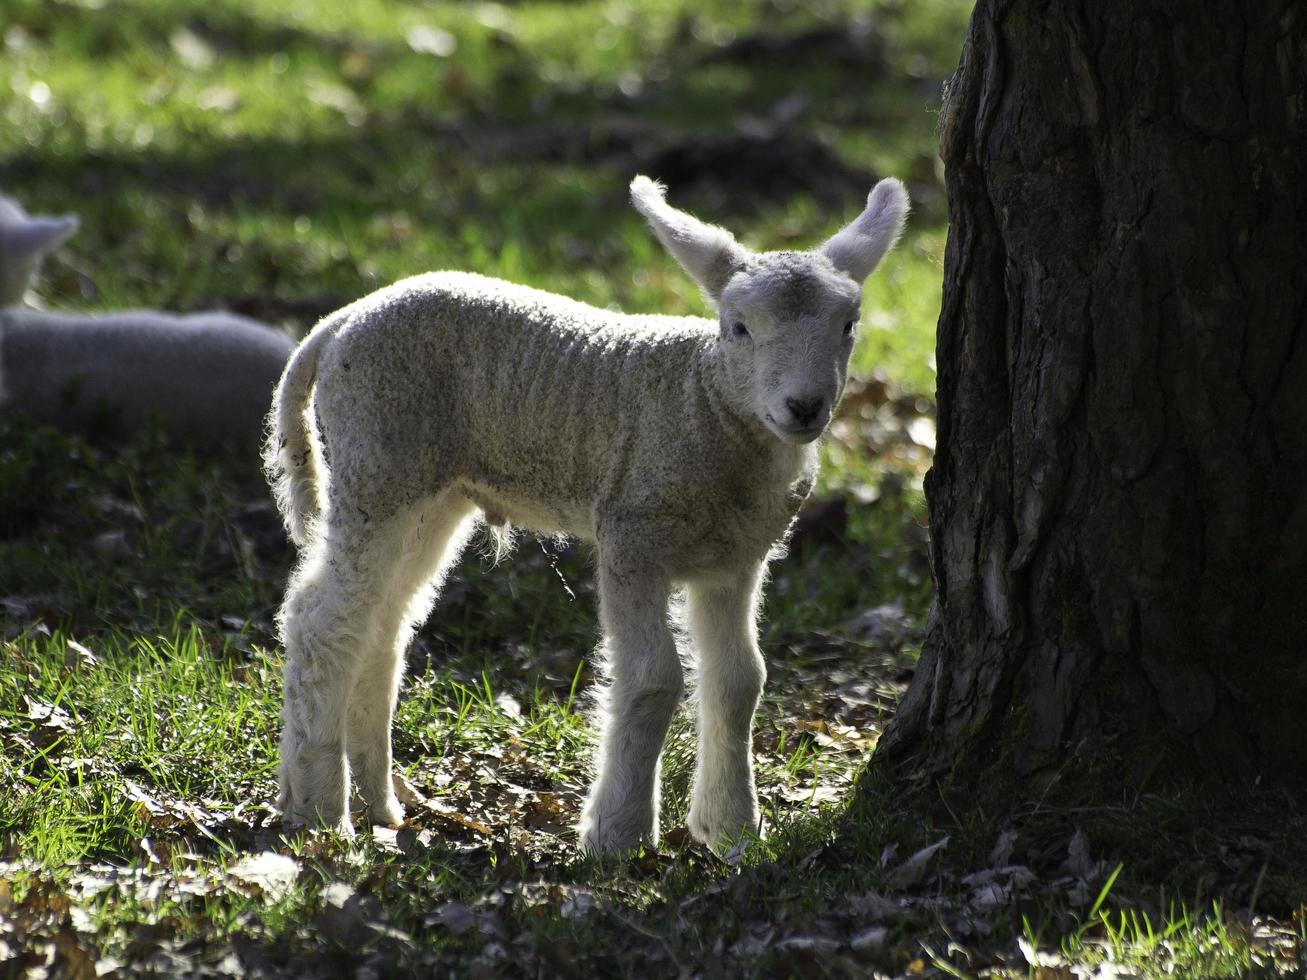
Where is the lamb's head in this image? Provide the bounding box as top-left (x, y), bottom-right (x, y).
top-left (0, 193), bottom-right (79, 307)
top-left (631, 175), bottom-right (908, 444)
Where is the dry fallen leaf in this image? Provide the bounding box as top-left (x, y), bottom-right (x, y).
top-left (989, 829), bottom-right (1018, 865)
top-left (886, 836), bottom-right (948, 890)
top-left (1064, 827), bottom-right (1103, 881)
top-left (772, 935), bottom-right (841, 955)
top-left (23, 697), bottom-right (73, 730)
top-left (523, 793), bottom-right (573, 835)
top-left (63, 640), bottom-right (98, 671)
top-left (392, 771), bottom-right (426, 808)
top-left (778, 782), bottom-right (843, 805)
top-left (849, 926), bottom-right (887, 953)
top-left (851, 889), bottom-right (904, 922)
top-left (416, 796), bottom-right (495, 838)
top-left (228, 852), bottom-right (299, 903)
top-left (1019, 936), bottom-right (1069, 970)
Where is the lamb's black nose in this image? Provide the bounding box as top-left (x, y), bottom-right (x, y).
top-left (785, 397), bottom-right (823, 427)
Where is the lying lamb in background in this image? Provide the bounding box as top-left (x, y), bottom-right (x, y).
top-left (266, 174), bottom-right (909, 853)
top-left (0, 192), bottom-right (294, 454)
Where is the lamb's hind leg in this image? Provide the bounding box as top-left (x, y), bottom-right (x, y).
top-left (685, 566), bottom-right (766, 849)
top-left (346, 491), bottom-right (477, 825)
top-left (278, 512), bottom-right (403, 835)
top-left (579, 551), bottom-right (684, 854)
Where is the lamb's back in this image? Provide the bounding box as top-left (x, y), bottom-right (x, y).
top-left (315, 272), bottom-right (718, 523)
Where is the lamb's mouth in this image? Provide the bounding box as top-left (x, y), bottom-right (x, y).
top-left (764, 413), bottom-right (825, 445)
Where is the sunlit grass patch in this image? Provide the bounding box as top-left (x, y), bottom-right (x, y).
top-left (1, 624), bottom-right (276, 864)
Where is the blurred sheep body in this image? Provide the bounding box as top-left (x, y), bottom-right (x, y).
top-left (0, 308), bottom-right (294, 453)
top-left (0, 192), bottom-right (293, 454)
top-left (267, 175), bottom-right (909, 853)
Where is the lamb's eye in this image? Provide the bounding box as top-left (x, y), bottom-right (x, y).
top-left (731, 321), bottom-right (750, 339)
top-left (843, 319), bottom-right (858, 337)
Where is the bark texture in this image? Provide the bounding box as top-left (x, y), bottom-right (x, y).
top-left (880, 0), bottom-right (1307, 785)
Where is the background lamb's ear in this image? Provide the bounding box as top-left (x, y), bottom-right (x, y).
top-left (1, 215), bottom-right (80, 260)
top-left (819, 178), bottom-right (910, 285)
top-left (630, 175), bottom-right (749, 304)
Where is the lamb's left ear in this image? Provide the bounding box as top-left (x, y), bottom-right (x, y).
top-left (819, 178), bottom-right (909, 285)
top-left (630, 175), bottom-right (749, 304)
top-left (1, 215), bottom-right (80, 260)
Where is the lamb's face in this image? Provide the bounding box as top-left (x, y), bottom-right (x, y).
top-left (716, 253), bottom-right (862, 445)
top-left (628, 174), bottom-right (909, 445)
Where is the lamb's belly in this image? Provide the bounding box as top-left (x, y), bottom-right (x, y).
top-left (459, 480), bottom-right (594, 539)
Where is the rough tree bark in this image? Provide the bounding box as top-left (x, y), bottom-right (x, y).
top-left (879, 0), bottom-right (1307, 788)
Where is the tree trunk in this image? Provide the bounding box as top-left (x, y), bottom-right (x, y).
top-left (879, 0), bottom-right (1307, 788)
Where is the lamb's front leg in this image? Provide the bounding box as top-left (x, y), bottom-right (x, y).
top-left (579, 555), bottom-right (684, 855)
top-left (685, 568), bottom-right (766, 849)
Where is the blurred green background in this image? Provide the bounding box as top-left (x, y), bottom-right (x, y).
top-left (1, 0), bottom-right (966, 498)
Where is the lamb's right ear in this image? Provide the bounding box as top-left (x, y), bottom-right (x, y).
top-left (819, 178), bottom-right (909, 284)
top-left (630, 176), bottom-right (748, 304)
top-left (1, 215), bottom-right (79, 260)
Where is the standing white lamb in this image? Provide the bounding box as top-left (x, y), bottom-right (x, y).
top-left (266, 174), bottom-right (909, 853)
top-left (0, 192), bottom-right (294, 453)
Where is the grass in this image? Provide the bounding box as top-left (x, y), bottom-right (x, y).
top-left (2, 0), bottom-right (1304, 976)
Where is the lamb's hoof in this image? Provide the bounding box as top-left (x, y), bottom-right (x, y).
top-left (282, 809), bottom-right (355, 837)
top-left (578, 811), bottom-right (654, 857)
top-left (363, 796), bottom-right (405, 827)
top-left (687, 803), bottom-right (761, 852)
top-left (580, 827), bottom-right (647, 857)
top-left (279, 791), bottom-right (354, 837)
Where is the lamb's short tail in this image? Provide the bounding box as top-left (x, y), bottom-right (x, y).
top-left (263, 311), bottom-right (345, 548)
